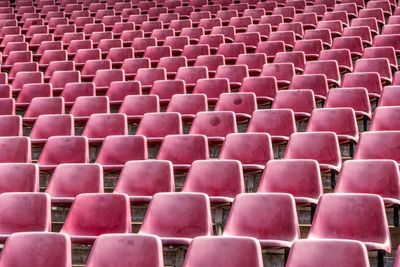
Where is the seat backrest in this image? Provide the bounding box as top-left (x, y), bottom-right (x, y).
top-left (247, 109), bottom-right (296, 139)
top-left (82, 113), bottom-right (128, 139)
top-left (189, 111), bottom-right (237, 138)
top-left (30, 114), bottom-right (74, 139)
top-left (354, 131), bottom-right (400, 163)
top-left (0, 163), bottom-right (38, 193)
top-left (0, 137), bottom-right (30, 163)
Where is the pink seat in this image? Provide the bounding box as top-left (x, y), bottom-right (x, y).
top-left (182, 160), bottom-right (245, 204)
top-left (284, 132), bottom-right (341, 173)
top-left (61, 83), bottom-right (95, 106)
top-left (176, 66), bottom-right (208, 89)
top-left (182, 44), bottom-right (210, 65)
top-left (219, 133), bottom-right (273, 172)
top-left (70, 96), bottom-right (110, 121)
top-left (325, 88), bottom-right (371, 119)
top-left (30, 114), bottom-right (74, 144)
top-left (49, 70), bottom-right (80, 91)
top-left (286, 239), bottom-right (370, 267)
top-left (38, 136), bottom-right (89, 171)
top-left (81, 59), bottom-right (111, 79)
top-left (9, 62), bottom-right (38, 80)
top-left (183, 236), bottom-right (263, 267)
top-left (158, 57), bottom-right (187, 78)
top-left (309, 193), bottom-right (391, 256)
top-left (379, 86), bottom-right (400, 106)
top-left (217, 43), bottom-right (245, 64)
top-left (157, 134), bottom-right (209, 172)
top-left (215, 92), bottom-right (257, 121)
top-left (190, 111), bottom-right (237, 143)
top-left (332, 36), bottom-right (363, 59)
top-left (166, 94), bottom-right (208, 121)
top-left (60, 193), bottom-right (131, 244)
top-left (194, 55), bottom-right (225, 77)
top-left (268, 31), bottom-right (296, 50)
top-left (215, 65), bottom-right (248, 89)
top-left (11, 71), bottom-right (43, 90)
top-left (273, 51), bottom-right (306, 74)
top-left (319, 49), bottom-right (353, 73)
top-left (45, 163), bottom-right (103, 204)
top-left (82, 113), bottom-right (128, 143)
top-left (363, 47), bottom-right (397, 72)
top-left (0, 192), bottom-right (50, 241)
top-left (354, 58), bottom-right (392, 85)
top-left (351, 17), bottom-right (379, 35)
top-left (144, 46), bottom-right (172, 66)
top-left (247, 109), bottom-right (296, 143)
top-left (234, 32), bottom-right (261, 52)
top-left (307, 107), bottom-right (358, 145)
top-left (16, 84), bottom-right (52, 106)
top-left (0, 115), bottom-right (21, 136)
top-left (342, 72), bottom-right (383, 99)
top-left (119, 95), bottom-right (160, 122)
top-left (106, 81), bottom-right (141, 104)
top-left (134, 68), bottom-right (166, 92)
top-left (23, 97), bottom-right (64, 122)
top-left (0, 232), bottom-right (71, 267)
top-left (277, 22), bottom-right (304, 39)
top-left (136, 112), bottom-right (183, 143)
top-left (85, 234), bottom-right (163, 267)
top-left (261, 63), bottom-right (295, 89)
top-left (258, 159), bottom-right (322, 206)
top-left (272, 89), bottom-right (316, 119)
top-left (373, 34), bottom-right (400, 55)
top-left (139, 192), bottom-right (212, 245)
top-left (343, 26), bottom-right (372, 47)
top-left (0, 137), bottom-right (30, 163)
top-left (256, 41), bottom-right (286, 62)
top-left (303, 28), bottom-right (332, 48)
top-left (121, 58), bottom-right (151, 79)
top-left (304, 60), bottom-right (340, 87)
top-left (289, 74), bottom-right (329, 100)
top-left (93, 69), bottom-right (125, 92)
top-left (96, 135), bottom-right (147, 171)
top-left (114, 160), bottom-right (174, 203)
top-left (223, 193), bottom-right (299, 251)
top-left (240, 76), bottom-right (277, 104)
top-left (150, 80), bottom-right (186, 104)
top-left (236, 53), bottom-right (267, 76)
top-left (45, 61), bottom-right (75, 78)
top-left (0, 163), bottom-right (38, 193)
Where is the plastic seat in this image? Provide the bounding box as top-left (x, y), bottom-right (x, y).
top-left (38, 50), bottom-right (67, 66)
top-left (0, 192), bottom-right (50, 241)
top-left (354, 58), bottom-right (392, 85)
top-left (95, 135), bottom-right (147, 171)
top-left (0, 137), bottom-right (29, 163)
top-left (93, 69), bottom-right (125, 92)
top-left (73, 48), bottom-right (100, 66)
top-left (223, 193), bottom-right (299, 251)
top-left (246, 24), bottom-right (271, 41)
top-left (351, 17), bottom-right (379, 36)
top-left (304, 60), bottom-right (340, 87)
top-left (156, 134), bottom-right (209, 172)
top-left (158, 57), bottom-right (187, 78)
top-left (49, 70), bottom-right (80, 91)
top-left (258, 159), bottom-right (322, 206)
top-left (194, 55), bottom-right (225, 78)
top-left (139, 192), bottom-right (212, 245)
top-left (0, 163), bottom-right (37, 194)
top-left (272, 89), bottom-right (316, 119)
top-left (190, 111), bottom-right (237, 143)
top-left (60, 193), bottom-right (131, 244)
top-left (247, 109), bottom-right (296, 143)
top-left (236, 53), bottom-right (266, 76)
top-left (379, 86), bottom-right (400, 106)
top-left (0, 232), bottom-right (71, 267)
top-left (240, 76), bottom-right (278, 104)
top-left (286, 239), bottom-right (370, 267)
top-left (134, 68), bottom-right (166, 92)
top-left (343, 26), bottom-right (372, 47)
top-left (85, 234), bottom-right (163, 267)
top-left (284, 132), bottom-right (341, 173)
top-left (104, 81), bottom-right (140, 104)
top-left (81, 59), bottom-right (111, 79)
top-left (16, 83), bottom-right (52, 107)
top-left (219, 133), bottom-right (273, 172)
top-left (363, 47), bottom-right (398, 72)
top-left (293, 40), bottom-right (323, 61)
top-left (114, 160), bottom-right (174, 203)
top-left (121, 58), bottom-right (150, 79)
top-left (261, 63), bottom-right (295, 89)
top-left (45, 61), bottom-right (75, 78)
top-left (183, 236), bottom-right (263, 267)
top-left (289, 74), bottom-right (328, 100)
top-left (23, 97), bottom-right (64, 122)
top-left (70, 96), bottom-right (109, 121)
top-left (316, 20), bottom-right (343, 38)
top-left (11, 71), bottom-right (43, 90)
top-left (67, 40), bottom-right (93, 55)
top-left (373, 34), bottom-right (400, 55)
top-left (61, 82), bottom-right (94, 106)
top-left (119, 95), bottom-right (160, 122)
top-left (149, 80), bottom-right (186, 104)
top-left (182, 44), bottom-right (210, 65)
top-left (268, 31), bottom-right (296, 50)
top-left (210, 26), bottom-right (236, 42)
top-left (0, 115), bottom-right (20, 137)
top-left (166, 94), bottom-right (205, 121)
top-left (38, 136), bottom-right (89, 171)
top-left (144, 46), bottom-right (172, 66)
top-left (30, 114), bottom-right (74, 144)
top-left (182, 160), bottom-right (244, 204)
top-left (136, 112), bottom-right (183, 143)
top-left (308, 193), bottom-right (391, 254)
top-left (319, 49), bottom-right (353, 74)
top-left (273, 51), bottom-right (306, 74)
top-left (45, 163), bottom-right (103, 204)
top-left (342, 72), bottom-right (383, 99)
top-left (82, 113), bottom-right (128, 143)
top-left (216, 43), bottom-right (245, 64)
top-left (325, 88), bottom-right (372, 120)
top-left (4, 51), bottom-right (32, 68)
top-left (176, 66), bottom-right (208, 89)
top-left (215, 65), bottom-right (248, 89)
top-left (214, 92), bottom-right (256, 121)
top-left (303, 29), bottom-right (332, 48)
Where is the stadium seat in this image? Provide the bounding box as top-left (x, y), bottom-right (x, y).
top-left (272, 89), bottom-right (316, 119)
top-left (30, 114), bottom-right (74, 144)
top-left (183, 236), bottom-right (263, 267)
top-left (289, 74), bottom-right (329, 100)
top-left (193, 78), bottom-right (230, 104)
top-left (166, 94), bottom-right (208, 121)
top-left (223, 193), bottom-right (299, 254)
top-left (0, 163), bottom-right (38, 193)
top-left (0, 192), bottom-right (51, 241)
top-left (70, 96), bottom-right (110, 122)
top-left (157, 134), bottom-right (209, 172)
top-left (16, 83), bottom-right (52, 107)
top-left (61, 82), bottom-right (95, 106)
top-left (82, 113), bottom-right (128, 143)
top-left (379, 86), bottom-right (400, 106)
top-left (303, 60), bottom-right (340, 87)
top-left (139, 192), bottom-right (212, 245)
top-left (319, 49), bottom-right (353, 74)
top-left (286, 239), bottom-right (370, 267)
top-left (247, 109), bottom-right (296, 143)
top-left (61, 193), bottom-right (131, 244)
top-left (261, 63), bottom-right (295, 89)
top-left (0, 232), bottom-right (71, 267)
top-left (136, 112), bottom-right (183, 142)
top-left (215, 92), bottom-right (257, 121)
top-left (370, 106), bottom-right (400, 131)
top-left (119, 95), bottom-right (160, 122)
top-left (45, 163), bottom-right (103, 204)
top-left (325, 88), bottom-right (372, 119)
top-left (182, 160), bottom-right (245, 203)
top-left (0, 115), bottom-right (22, 136)
top-left (49, 70), bottom-right (81, 91)
top-left (134, 68), bottom-right (167, 92)
top-left (342, 72), bottom-right (383, 99)
top-left (85, 234), bottom-right (164, 267)
top-left (0, 137), bottom-right (30, 163)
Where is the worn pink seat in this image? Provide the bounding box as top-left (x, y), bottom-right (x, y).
top-left (261, 63), bottom-right (295, 89)
top-left (0, 232), bottom-right (71, 267)
top-left (136, 112), bottom-right (183, 143)
top-left (30, 114), bottom-right (74, 145)
top-left (215, 92), bottom-right (257, 121)
top-left (258, 159), bottom-right (322, 206)
top-left (183, 236), bottom-right (263, 267)
top-left (0, 192), bottom-right (51, 241)
top-left (38, 136), bottom-right (89, 171)
top-left (219, 133), bottom-right (273, 172)
top-left (286, 239), bottom-right (370, 267)
top-left (309, 193), bottom-right (391, 264)
top-left (273, 51), bottom-right (306, 74)
top-left (0, 115), bottom-right (21, 136)
top-left (304, 60), bottom-right (340, 87)
top-left (139, 192), bottom-right (212, 245)
top-left (82, 113), bottom-right (128, 143)
top-left (114, 160), bottom-right (174, 203)
top-left (354, 58), bottom-right (392, 85)
top-left (289, 74), bottom-right (329, 100)
top-left (223, 193), bottom-right (299, 253)
top-left (119, 95), bottom-right (160, 122)
top-left (45, 163), bottom-right (103, 204)
top-left (182, 160), bottom-right (244, 204)
top-left (370, 106), bottom-right (400, 131)
top-left (70, 96), bottom-right (110, 122)
top-left (193, 78), bottom-right (230, 104)
top-left (0, 137), bottom-right (30, 163)
top-left (342, 72), bottom-right (383, 99)
top-left (85, 234), bottom-right (163, 267)
top-left (157, 134), bottom-right (209, 172)
top-left (325, 88), bottom-right (372, 119)
top-left (239, 76), bottom-right (278, 104)
top-left (88, 125), bottom-right (138, 159)
top-left (284, 132), bottom-right (341, 173)
top-left (0, 163), bottom-right (38, 193)
top-left (167, 94), bottom-right (208, 121)
top-left (379, 86), bottom-right (400, 106)
top-left (272, 89), bottom-right (316, 120)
